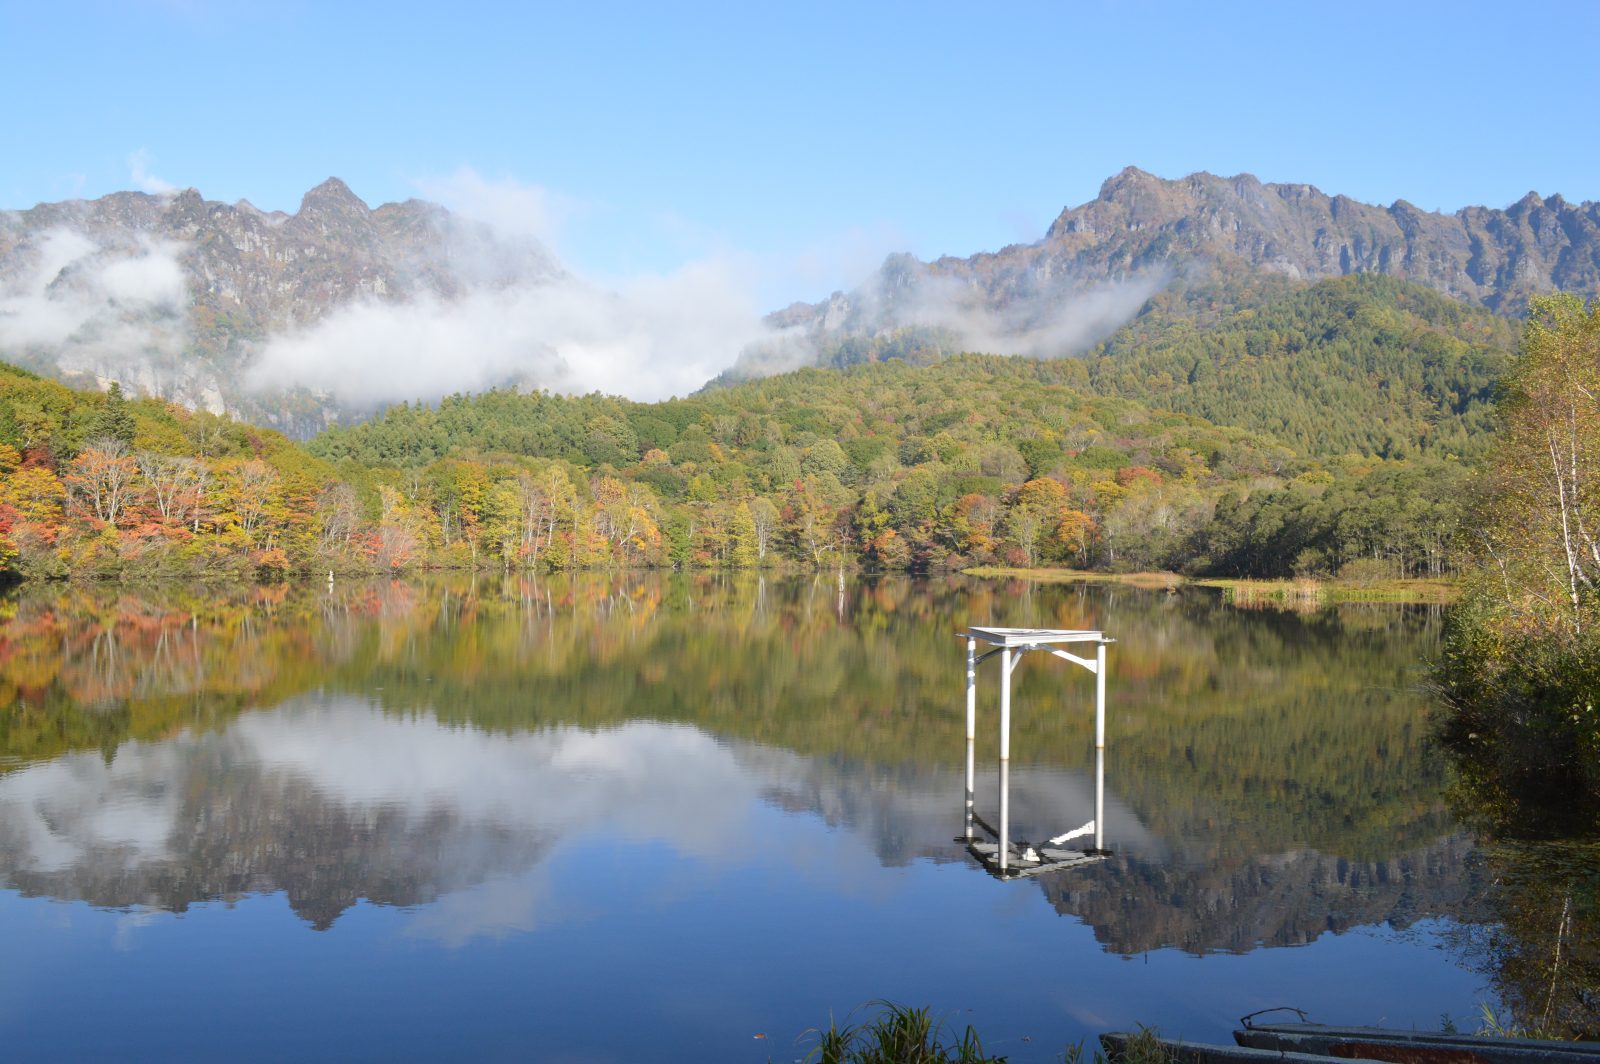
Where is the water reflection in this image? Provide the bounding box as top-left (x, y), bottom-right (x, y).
top-left (1441, 740), bottom-right (1600, 1037)
top-left (0, 574), bottom-right (1472, 962)
top-left (0, 697), bottom-right (1158, 938)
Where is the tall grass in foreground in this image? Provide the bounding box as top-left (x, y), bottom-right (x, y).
top-left (799, 1002), bottom-right (1003, 1063)
top-left (795, 1002), bottom-right (1174, 1063)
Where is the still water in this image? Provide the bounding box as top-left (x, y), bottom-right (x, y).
top-left (0, 575), bottom-right (1501, 1061)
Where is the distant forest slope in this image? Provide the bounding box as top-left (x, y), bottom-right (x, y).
top-left (308, 351), bottom-right (1468, 580)
top-left (725, 274), bottom-right (1516, 460)
top-left (1086, 274), bottom-right (1515, 459)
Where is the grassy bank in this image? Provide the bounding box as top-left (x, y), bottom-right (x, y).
top-left (1196, 576), bottom-right (1460, 606)
top-left (961, 567), bottom-right (1183, 590)
top-left (962, 567), bottom-right (1459, 606)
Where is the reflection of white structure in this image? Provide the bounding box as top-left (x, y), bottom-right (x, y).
top-left (960, 626), bottom-right (1113, 879)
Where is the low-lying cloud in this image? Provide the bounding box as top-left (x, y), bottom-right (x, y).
top-left (895, 270), bottom-right (1170, 359)
top-left (0, 227), bottom-right (190, 388)
top-left (247, 257), bottom-right (775, 404)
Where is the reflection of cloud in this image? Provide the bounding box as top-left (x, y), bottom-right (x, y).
top-left (0, 698), bottom-right (1153, 943)
top-left (0, 745), bottom-right (184, 873)
top-left (113, 906), bottom-right (165, 952)
top-left (403, 871), bottom-right (567, 948)
top-left (232, 709), bottom-right (765, 860)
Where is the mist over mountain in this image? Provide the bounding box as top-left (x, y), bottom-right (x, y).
top-left (3, 169), bottom-right (1597, 433)
top-left (0, 178), bottom-right (569, 430)
top-left (0, 176), bottom-right (768, 433)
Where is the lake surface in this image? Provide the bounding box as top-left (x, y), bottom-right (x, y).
top-left (0, 574), bottom-right (1512, 1061)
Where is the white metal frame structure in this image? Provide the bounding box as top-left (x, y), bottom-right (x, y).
top-left (958, 626), bottom-right (1113, 879)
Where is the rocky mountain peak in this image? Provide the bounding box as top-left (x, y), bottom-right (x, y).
top-left (1097, 165), bottom-right (1162, 201)
top-left (297, 177), bottom-right (369, 218)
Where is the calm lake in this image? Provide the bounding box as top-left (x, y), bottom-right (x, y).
top-left (0, 574), bottom-right (1525, 1061)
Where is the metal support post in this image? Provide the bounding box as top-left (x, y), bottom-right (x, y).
top-left (1094, 640), bottom-right (1106, 750)
top-left (964, 638), bottom-right (976, 841)
top-left (1094, 745), bottom-right (1105, 852)
top-left (998, 647), bottom-right (1011, 871)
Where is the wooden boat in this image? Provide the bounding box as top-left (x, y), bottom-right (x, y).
top-left (1234, 1022), bottom-right (1600, 1064)
top-left (1099, 1022), bottom-right (1600, 1064)
top-left (1100, 1031), bottom-right (1377, 1063)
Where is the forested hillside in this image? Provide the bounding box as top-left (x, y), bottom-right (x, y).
top-left (0, 271), bottom-right (1506, 586)
top-left (1086, 275), bottom-right (1515, 458)
top-left (751, 276), bottom-right (1515, 460)
top-left (306, 348), bottom-right (1466, 579)
top-left (0, 362), bottom-right (333, 582)
top-left (0, 345), bottom-right (1464, 584)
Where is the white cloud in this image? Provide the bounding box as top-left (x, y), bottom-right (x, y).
top-left (2, 165), bottom-right (1161, 408)
top-left (248, 248), bottom-right (777, 404)
top-left (241, 168), bottom-right (801, 405)
top-left (773, 222), bottom-right (909, 305)
top-left (414, 166), bottom-right (571, 248)
top-left (0, 228), bottom-right (190, 387)
top-left (99, 247), bottom-right (188, 305)
top-left (885, 269), bottom-right (1169, 359)
top-left (127, 149), bottom-right (178, 196)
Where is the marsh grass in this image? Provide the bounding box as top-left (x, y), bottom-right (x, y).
top-left (799, 1001), bottom-right (1005, 1063)
top-left (794, 1003), bottom-right (1174, 1064)
top-left (1476, 1002), bottom-right (1555, 1041)
top-left (963, 567), bottom-right (1457, 605)
top-left (1092, 1026), bottom-right (1174, 1064)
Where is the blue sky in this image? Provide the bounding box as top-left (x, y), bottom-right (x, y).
top-left (4, 0), bottom-right (1597, 303)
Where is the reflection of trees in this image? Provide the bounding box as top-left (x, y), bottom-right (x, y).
top-left (0, 563), bottom-right (1482, 957)
top-left (2, 576), bottom-right (1452, 868)
top-left (1472, 842), bottom-right (1600, 1039)
top-left (1442, 783), bottom-right (1600, 1038)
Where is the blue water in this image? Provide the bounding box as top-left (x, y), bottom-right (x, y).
top-left (0, 578), bottom-right (1494, 1061)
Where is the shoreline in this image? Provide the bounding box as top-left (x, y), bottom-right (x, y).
top-left (961, 567), bottom-right (1460, 605)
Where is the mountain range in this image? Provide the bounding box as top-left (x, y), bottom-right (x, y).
top-left (0, 178), bottom-right (556, 431)
top-left (758, 167), bottom-right (1600, 372)
top-left (2, 168), bottom-right (1596, 431)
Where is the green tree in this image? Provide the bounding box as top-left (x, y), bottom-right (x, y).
top-left (1477, 295), bottom-right (1600, 637)
top-left (731, 502), bottom-right (758, 568)
top-left (1437, 294), bottom-right (1600, 831)
top-left (90, 383), bottom-right (137, 446)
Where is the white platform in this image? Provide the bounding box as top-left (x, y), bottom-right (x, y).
top-left (962, 626), bottom-right (1108, 647)
top-left (966, 840), bottom-right (1108, 880)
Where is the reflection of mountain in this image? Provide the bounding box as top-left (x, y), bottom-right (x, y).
top-left (0, 697), bottom-right (1480, 954)
top-left (0, 704), bottom-right (868, 931)
top-left (759, 752), bottom-right (1162, 868)
top-left (0, 707), bottom-right (554, 929)
top-left (1038, 839), bottom-right (1482, 956)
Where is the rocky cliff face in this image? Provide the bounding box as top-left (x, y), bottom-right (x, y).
top-left (1038, 167), bottom-right (1600, 310)
top-left (763, 168), bottom-right (1600, 371)
top-left (0, 178), bottom-right (557, 431)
